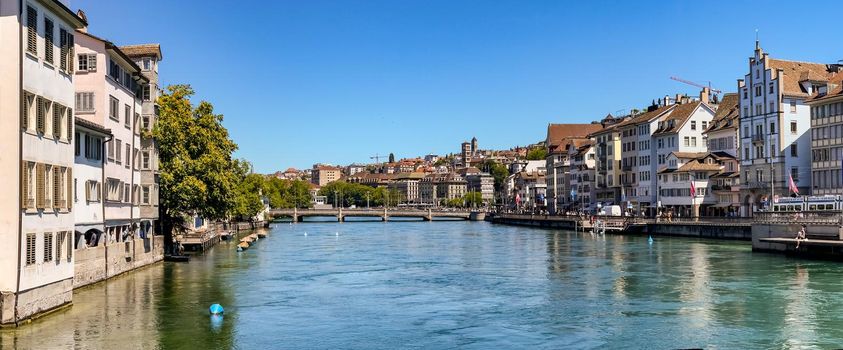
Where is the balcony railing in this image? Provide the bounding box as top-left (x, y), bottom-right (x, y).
top-left (752, 134), bottom-right (765, 143)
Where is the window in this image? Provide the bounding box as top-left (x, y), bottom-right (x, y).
top-left (791, 143), bottom-right (798, 157)
top-left (52, 104), bottom-right (64, 140)
top-left (26, 6), bottom-right (37, 55)
top-left (109, 96), bottom-right (119, 121)
top-left (44, 17), bottom-right (54, 64)
top-left (115, 139), bottom-right (122, 164)
top-left (691, 137), bottom-right (697, 147)
top-left (44, 233), bottom-right (53, 262)
top-left (59, 28), bottom-right (73, 73)
top-left (76, 92), bottom-right (95, 112)
top-left (791, 167), bottom-right (799, 183)
top-left (56, 231), bottom-right (65, 262)
top-left (702, 121), bottom-right (708, 130)
top-left (21, 161), bottom-right (35, 209)
top-left (142, 186), bottom-right (151, 204)
top-left (769, 83), bottom-right (774, 94)
top-left (22, 92), bottom-right (35, 131)
top-left (142, 58), bottom-right (151, 71)
top-left (125, 104), bottom-right (131, 128)
top-left (125, 144), bottom-right (131, 168)
top-left (790, 101), bottom-right (797, 113)
top-left (77, 53), bottom-right (97, 72)
top-left (124, 183), bottom-right (130, 203)
top-left (25, 233), bottom-right (36, 266)
top-left (133, 148), bottom-right (139, 170)
top-left (770, 102), bottom-right (774, 113)
top-left (755, 85), bottom-right (762, 97)
top-left (743, 89), bottom-right (747, 99)
top-left (142, 115), bottom-right (150, 130)
top-left (743, 107), bottom-right (748, 117)
top-left (691, 121), bottom-right (696, 130)
top-left (86, 180), bottom-right (102, 202)
top-left (744, 148), bottom-right (750, 160)
top-left (141, 151), bottom-right (150, 169)
top-left (684, 136), bottom-right (690, 147)
top-left (142, 85), bottom-right (151, 101)
top-left (790, 121), bottom-right (797, 134)
top-left (770, 122), bottom-right (775, 133)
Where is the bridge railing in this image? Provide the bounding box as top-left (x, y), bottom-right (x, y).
top-left (753, 211), bottom-right (843, 225)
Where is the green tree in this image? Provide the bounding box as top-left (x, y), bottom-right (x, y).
top-left (526, 147), bottom-right (548, 160)
top-left (482, 160), bottom-right (510, 192)
top-left (230, 160), bottom-right (265, 221)
top-left (155, 84), bottom-right (240, 252)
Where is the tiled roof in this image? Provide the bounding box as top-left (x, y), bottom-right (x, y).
top-left (546, 123), bottom-right (603, 147)
top-left (671, 152), bottom-right (708, 159)
top-left (75, 118), bottom-right (110, 135)
top-left (120, 44), bottom-right (163, 59)
top-left (768, 59), bottom-right (836, 97)
top-left (806, 71), bottom-right (843, 103)
top-left (652, 101), bottom-right (701, 136)
top-left (705, 93), bottom-right (739, 133)
top-left (678, 161), bottom-right (722, 172)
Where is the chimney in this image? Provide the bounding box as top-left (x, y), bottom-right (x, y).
top-left (76, 10), bottom-right (88, 32)
top-left (663, 95), bottom-right (670, 106)
top-left (675, 93), bottom-right (683, 104)
top-left (700, 87), bottom-right (710, 104)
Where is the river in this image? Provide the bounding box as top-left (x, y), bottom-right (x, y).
top-left (3, 220), bottom-right (843, 349)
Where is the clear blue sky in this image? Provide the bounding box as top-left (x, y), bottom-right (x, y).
top-left (74, 0), bottom-right (843, 173)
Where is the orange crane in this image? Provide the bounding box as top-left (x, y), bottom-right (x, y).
top-left (669, 76), bottom-right (722, 94)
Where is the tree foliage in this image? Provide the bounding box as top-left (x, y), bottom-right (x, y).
top-left (317, 181), bottom-right (404, 207)
top-left (526, 147), bottom-right (548, 160)
top-left (155, 85), bottom-right (241, 239)
top-left (482, 160), bottom-right (510, 192)
top-left (263, 177), bottom-right (312, 209)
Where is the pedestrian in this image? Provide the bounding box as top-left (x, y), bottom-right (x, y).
top-left (795, 224), bottom-right (807, 248)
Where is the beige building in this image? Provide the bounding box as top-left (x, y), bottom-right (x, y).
top-left (0, 0), bottom-right (86, 325)
top-left (807, 73), bottom-right (843, 195)
top-left (312, 165), bottom-right (342, 186)
top-left (121, 44), bottom-right (162, 238)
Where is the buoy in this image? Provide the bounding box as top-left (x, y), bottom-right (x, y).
top-left (648, 235), bottom-right (654, 244)
top-left (336, 232), bottom-right (339, 236)
top-left (209, 304), bottom-right (224, 315)
top-left (304, 232), bottom-right (307, 236)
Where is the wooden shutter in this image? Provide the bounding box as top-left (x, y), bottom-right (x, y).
top-left (36, 163), bottom-right (45, 209)
top-left (59, 29), bottom-right (67, 71)
top-left (85, 180), bottom-right (91, 201)
top-left (44, 18), bottom-right (53, 64)
top-left (26, 7), bottom-right (37, 54)
top-left (21, 161), bottom-right (28, 209)
top-left (36, 96), bottom-right (45, 134)
top-left (53, 166), bottom-right (61, 209)
top-left (67, 168), bottom-right (73, 210)
top-left (21, 93), bottom-right (29, 130)
top-left (97, 182), bottom-right (102, 201)
top-left (67, 108), bottom-right (73, 141)
top-left (53, 104), bottom-right (62, 138)
top-left (67, 33), bottom-right (75, 74)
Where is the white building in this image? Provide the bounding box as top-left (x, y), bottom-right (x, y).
top-left (73, 119), bottom-right (110, 247)
top-left (74, 29), bottom-right (146, 244)
top-left (568, 141), bottom-right (596, 211)
top-left (0, 0), bottom-right (86, 324)
top-left (738, 41), bottom-right (831, 211)
top-left (704, 93), bottom-right (744, 216)
top-left (618, 103), bottom-right (675, 215)
top-left (657, 152), bottom-right (721, 217)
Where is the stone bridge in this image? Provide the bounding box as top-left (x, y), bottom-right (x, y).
top-left (269, 208), bottom-right (487, 222)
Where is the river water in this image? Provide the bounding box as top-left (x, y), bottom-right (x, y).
top-left (3, 220), bottom-right (843, 349)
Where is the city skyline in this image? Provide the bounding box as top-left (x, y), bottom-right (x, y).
top-left (73, 0), bottom-right (843, 172)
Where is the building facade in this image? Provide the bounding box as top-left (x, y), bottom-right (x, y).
top-left (73, 118), bottom-right (109, 246)
top-left (1, 0), bottom-right (86, 324)
top-left (121, 44), bottom-right (162, 238)
top-left (74, 29), bottom-right (146, 244)
top-left (807, 74), bottom-right (843, 195)
top-left (311, 165), bottom-right (341, 186)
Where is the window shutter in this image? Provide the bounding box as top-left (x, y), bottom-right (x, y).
top-left (97, 182), bottom-right (102, 201)
top-left (26, 7), bottom-right (37, 55)
top-left (59, 28), bottom-right (67, 71)
top-left (21, 161), bottom-right (28, 209)
top-left (53, 166), bottom-right (61, 209)
top-left (67, 34), bottom-right (75, 74)
top-left (36, 163), bottom-right (45, 209)
top-left (67, 108), bottom-right (73, 141)
top-left (44, 18), bottom-right (53, 64)
top-left (85, 180), bottom-right (91, 201)
top-left (89, 54), bottom-right (97, 72)
top-left (21, 93), bottom-right (27, 130)
top-left (53, 104), bottom-right (61, 138)
top-left (36, 96), bottom-right (45, 134)
top-left (67, 168), bottom-right (73, 210)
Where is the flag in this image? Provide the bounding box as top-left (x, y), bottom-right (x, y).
top-left (789, 171), bottom-right (799, 196)
top-left (690, 181), bottom-right (696, 197)
top-left (515, 193), bottom-right (521, 205)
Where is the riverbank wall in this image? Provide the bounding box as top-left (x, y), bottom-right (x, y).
top-left (488, 215), bottom-right (752, 240)
top-left (74, 236), bottom-right (164, 289)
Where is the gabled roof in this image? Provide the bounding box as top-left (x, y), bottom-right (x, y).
top-left (767, 59), bottom-right (837, 97)
top-left (705, 93), bottom-right (739, 133)
top-left (806, 71), bottom-right (843, 104)
top-left (670, 151), bottom-right (707, 159)
top-left (652, 101), bottom-right (704, 136)
top-left (120, 44), bottom-right (163, 60)
top-left (614, 104), bottom-right (675, 129)
top-left (546, 123), bottom-right (603, 147)
top-left (678, 161), bottom-right (722, 172)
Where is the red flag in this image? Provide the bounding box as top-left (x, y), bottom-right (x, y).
top-left (690, 181), bottom-right (696, 197)
top-left (789, 171), bottom-right (800, 196)
top-left (515, 193), bottom-right (521, 205)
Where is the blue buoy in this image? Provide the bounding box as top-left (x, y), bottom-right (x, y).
top-left (209, 303), bottom-right (224, 315)
top-left (648, 235), bottom-right (654, 244)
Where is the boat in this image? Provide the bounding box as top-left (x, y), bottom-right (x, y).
top-left (241, 236), bottom-right (254, 245)
top-left (237, 242), bottom-right (249, 251)
top-left (164, 255), bottom-right (190, 262)
top-left (256, 231), bottom-right (267, 238)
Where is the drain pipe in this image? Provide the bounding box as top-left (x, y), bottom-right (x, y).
top-left (14, 0), bottom-right (24, 325)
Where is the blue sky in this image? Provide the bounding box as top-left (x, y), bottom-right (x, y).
top-left (74, 0), bottom-right (843, 173)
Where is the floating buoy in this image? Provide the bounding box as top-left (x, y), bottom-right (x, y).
top-left (209, 304), bottom-right (224, 315)
top-left (648, 235), bottom-right (654, 244)
top-left (336, 232), bottom-right (339, 236)
top-left (304, 232), bottom-right (307, 236)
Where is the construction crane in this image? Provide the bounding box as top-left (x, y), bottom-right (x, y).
top-left (370, 153), bottom-right (387, 163)
top-left (670, 76), bottom-right (722, 94)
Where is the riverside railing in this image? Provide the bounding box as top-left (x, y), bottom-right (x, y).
top-left (753, 211), bottom-right (843, 225)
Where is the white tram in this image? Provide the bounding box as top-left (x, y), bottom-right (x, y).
top-left (771, 195), bottom-right (843, 212)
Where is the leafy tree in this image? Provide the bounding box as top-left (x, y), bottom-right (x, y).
top-left (230, 160), bottom-right (266, 221)
top-left (526, 147), bottom-right (548, 160)
top-left (155, 85), bottom-right (239, 252)
top-left (482, 160), bottom-right (510, 192)
top-left (464, 191), bottom-right (483, 207)
top-left (263, 178), bottom-right (312, 209)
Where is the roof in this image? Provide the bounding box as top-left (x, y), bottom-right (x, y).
top-left (767, 59), bottom-right (837, 97)
top-left (546, 123), bottom-right (603, 148)
top-left (314, 166), bottom-right (342, 171)
top-left (652, 102), bottom-right (702, 136)
top-left (670, 152), bottom-right (708, 159)
top-left (119, 44), bottom-right (163, 60)
top-left (78, 31), bottom-right (145, 76)
top-left (678, 161), bottom-right (722, 172)
top-left (75, 118), bottom-right (110, 135)
top-left (44, 1), bottom-right (87, 28)
top-left (806, 71), bottom-right (843, 104)
top-left (613, 104), bottom-right (676, 129)
top-left (705, 93), bottom-right (739, 133)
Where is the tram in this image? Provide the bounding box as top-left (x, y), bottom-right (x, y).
top-left (771, 195), bottom-right (843, 212)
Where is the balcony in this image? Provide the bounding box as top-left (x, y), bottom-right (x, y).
top-left (622, 164), bottom-right (632, 171)
top-left (752, 134), bottom-right (765, 144)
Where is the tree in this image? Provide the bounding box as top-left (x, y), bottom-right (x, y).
top-left (388, 153), bottom-right (395, 163)
top-left (483, 160), bottom-right (510, 192)
top-left (155, 84), bottom-right (240, 252)
top-left (526, 147), bottom-right (548, 160)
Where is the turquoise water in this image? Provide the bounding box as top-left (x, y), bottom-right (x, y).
top-left (3, 221), bottom-right (843, 349)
